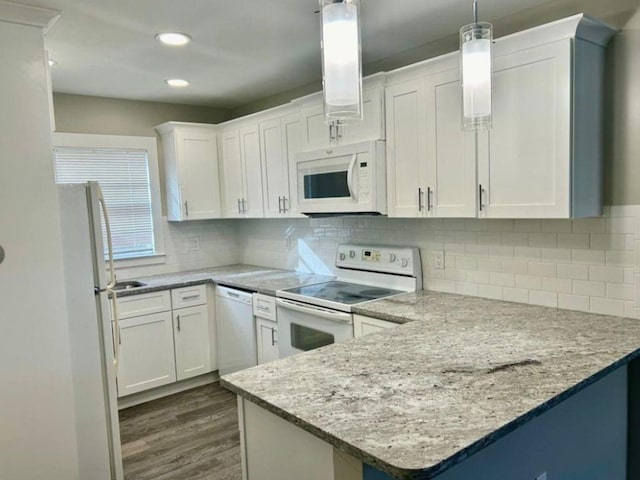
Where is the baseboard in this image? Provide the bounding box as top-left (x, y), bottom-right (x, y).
top-left (118, 371), bottom-right (220, 410)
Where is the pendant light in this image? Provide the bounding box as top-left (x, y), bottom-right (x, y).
top-left (460, 0), bottom-right (492, 130)
top-left (319, 0), bottom-right (363, 125)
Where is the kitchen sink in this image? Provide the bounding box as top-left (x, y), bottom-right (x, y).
top-left (112, 280), bottom-right (146, 291)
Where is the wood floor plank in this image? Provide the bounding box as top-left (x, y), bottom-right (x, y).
top-left (119, 382), bottom-right (242, 480)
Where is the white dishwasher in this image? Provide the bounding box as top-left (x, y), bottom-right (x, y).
top-left (216, 286), bottom-right (257, 376)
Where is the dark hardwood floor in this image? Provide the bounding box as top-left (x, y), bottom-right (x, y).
top-left (119, 383), bottom-right (242, 480)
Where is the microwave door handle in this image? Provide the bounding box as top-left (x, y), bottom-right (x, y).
top-left (346, 153), bottom-right (358, 200)
top-left (276, 298), bottom-right (352, 324)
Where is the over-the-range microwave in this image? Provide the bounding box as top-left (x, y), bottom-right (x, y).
top-left (294, 140), bottom-right (387, 216)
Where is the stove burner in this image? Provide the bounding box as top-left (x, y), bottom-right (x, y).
top-left (359, 289), bottom-right (393, 297)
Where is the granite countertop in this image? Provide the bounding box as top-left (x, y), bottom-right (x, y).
top-left (221, 290), bottom-right (640, 479)
top-left (115, 264), bottom-right (333, 297)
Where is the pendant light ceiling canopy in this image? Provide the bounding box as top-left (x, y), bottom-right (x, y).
top-left (460, 0), bottom-right (493, 130)
top-left (319, 0), bottom-right (363, 126)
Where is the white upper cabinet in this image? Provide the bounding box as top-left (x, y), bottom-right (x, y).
top-left (298, 81), bottom-right (386, 151)
top-left (387, 14), bottom-right (614, 219)
top-left (219, 124), bottom-right (265, 218)
top-left (155, 122), bottom-right (222, 221)
top-left (476, 15), bottom-right (615, 219)
top-left (260, 112), bottom-right (303, 217)
top-left (386, 56), bottom-right (476, 218)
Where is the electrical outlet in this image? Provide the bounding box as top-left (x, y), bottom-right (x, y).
top-left (535, 473), bottom-right (547, 480)
top-left (188, 237), bottom-right (200, 252)
top-left (434, 251), bottom-right (445, 270)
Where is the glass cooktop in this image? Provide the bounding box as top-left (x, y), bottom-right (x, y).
top-left (283, 281), bottom-right (404, 305)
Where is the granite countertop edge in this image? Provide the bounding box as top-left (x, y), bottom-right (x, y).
top-left (222, 350), bottom-right (640, 479)
top-left (113, 265), bottom-right (333, 297)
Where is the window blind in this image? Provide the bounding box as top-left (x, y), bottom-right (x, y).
top-left (53, 146), bottom-right (156, 260)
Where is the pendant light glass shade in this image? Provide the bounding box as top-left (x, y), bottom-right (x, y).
top-left (460, 21), bottom-right (493, 130)
top-left (320, 0), bottom-right (362, 125)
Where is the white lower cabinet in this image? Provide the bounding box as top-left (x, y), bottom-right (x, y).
top-left (256, 318), bottom-right (279, 365)
top-left (174, 304), bottom-right (212, 381)
top-left (118, 311), bottom-right (177, 396)
top-left (353, 314), bottom-right (398, 338)
top-left (116, 285), bottom-right (215, 398)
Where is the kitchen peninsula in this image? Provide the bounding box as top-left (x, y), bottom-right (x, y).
top-left (222, 291), bottom-right (640, 480)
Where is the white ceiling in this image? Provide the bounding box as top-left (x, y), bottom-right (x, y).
top-left (33, 0), bottom-right (554, 108)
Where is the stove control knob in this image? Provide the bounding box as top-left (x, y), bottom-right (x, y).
top-left (339, 253), bottom-right (346, 261)
top-left (400, 258), bottom-right (409, 268)
top-left (349, 250), bottom-right (357, 259)
top-left (388, 253), bottom-right (397, 263)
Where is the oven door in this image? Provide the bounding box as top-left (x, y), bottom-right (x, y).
top-left (295, 141), bottom-right (382, 215)
top-left (276, 298), bottom-right (353, 358)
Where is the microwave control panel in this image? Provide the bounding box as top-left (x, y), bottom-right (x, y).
top-left (358, 160), bottom-right (369, 201)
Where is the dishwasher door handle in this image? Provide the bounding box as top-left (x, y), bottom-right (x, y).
top-left (276, 298), bottom-right (352, 324)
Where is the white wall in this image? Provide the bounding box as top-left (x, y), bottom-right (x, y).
top-left (237, 206), bottom-right (640, 319)
top-left (0, 15), bottom-right (79, 480)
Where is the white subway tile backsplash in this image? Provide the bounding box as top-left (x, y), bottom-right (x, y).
top-left (238, 204), bottom-right (639, 320)
top-left (542, 277), bottom-right (572, 293)
top-left (573, 218), bottom-right (606, 234)
top-left (529, 262), bottom-right (557, 277)
top-left (590, 297), bottom-right (625, 316)
top-left (573, 280), bottom-right (606, 298)
top-left (503, 287), bottom-right (529, 304)
top-left (490, 272), bottom-right (515, 287)
top-left (606, 217), bottom-right (635, 234)
top-left (529, 233), bottom-right (557, 248)
top-left (572, 249), bottom-right (606, 265)
top-left (478, 284), bottom-right (503, 300)
top-left (558, 294), bottom-right (590, 312)
top-left (529, 290), bottom-right (558, 308)
top-left (557, 233), bottom-right (590, 249)
top-left (589, 265), bottom-right (624, 283)
top-left (606, 283), bottom-right (634, 301)
top-left (515, 274), bottom-right (543, 290)
top-left (557, 263), bottom-right (589, 280)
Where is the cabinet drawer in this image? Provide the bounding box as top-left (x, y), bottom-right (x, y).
top-left (253, 294), bottom-right (276, 321)
top-left (116, 290), bottom-right (171, 319)
top-left (171, 284), bottom-right (207, 309)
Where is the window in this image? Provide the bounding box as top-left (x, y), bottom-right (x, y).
top-left (52, 133), bottom-right (164, 264)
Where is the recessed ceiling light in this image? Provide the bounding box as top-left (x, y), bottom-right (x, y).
top-left (48, 59), bottom-right (57, 66)
top-left (165, 79), bottom-right (189, 88)
top-left (156, 32), bottom-right (192, 46)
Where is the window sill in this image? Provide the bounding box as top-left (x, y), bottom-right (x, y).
top-left (108, 254), bottom-right (167, 270)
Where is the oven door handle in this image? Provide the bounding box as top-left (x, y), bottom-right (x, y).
top-left (346, 153), bottom-right (358, 201)
top-left (276, 298), bottom-right (353, 324)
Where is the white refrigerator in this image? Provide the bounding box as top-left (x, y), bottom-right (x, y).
top-left (58, 181), bottom-right (123, 480)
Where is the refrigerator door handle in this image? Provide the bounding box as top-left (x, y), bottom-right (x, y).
top-left (97, 186), bottom-right (116, 290)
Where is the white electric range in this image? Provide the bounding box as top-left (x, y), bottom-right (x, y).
top-left (276, 244), bottom-right (422, 358)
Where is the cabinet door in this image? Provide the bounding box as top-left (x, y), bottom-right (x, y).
top-left (353, 315), bottom-right (398, 338)
top-left (282, 113), bottom-right (303, 217)
top-left (175, 127), bottom-right (222, 219)
top-left (117, 311), bottom-right (176, 397)
top-left (339, 87), bottom-right (385, 144)
top-left (424, 67), bottom-right (477, 218)
top-left (300, 103), bottom-right (331, 151)
top-left (239, 124), bottom-right (265, 217)
top-left (260, 119), bottom-right (288, 217)
top-left (220, 129), bottom-right (244, 218)
top-left (256, 318), bottom-right (279, 365)
top-left (385, 79), bottom-right (428, 217)
top-left (478, 39), bottom-right (572, 218)
top-left (173, 305), bottom-right (212, 381)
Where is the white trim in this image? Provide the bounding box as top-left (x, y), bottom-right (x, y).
top-left (52, 132), bottom-right (166, 265)
top-left (108, 254), bottom-right (167, 270)
top-left (0, 1), bottom-right (60, 29)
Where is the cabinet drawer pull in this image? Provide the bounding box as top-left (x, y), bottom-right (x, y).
top-left (418, 188), bottom-right (423, 212)
top-left (184, 201), bottom-right (189, 217)
top-left (271, 328), bottom-right (277, 346)
top-left (282, 196), bottom-right (287, 213)
top-left (176, 314), bottom-right (181, 332)
top-left (427, 187), bottom-right (432, 212)
top-left (479, 184), bottom-right (485, 212)
top-left (181, 294), bottom-right (200, 301)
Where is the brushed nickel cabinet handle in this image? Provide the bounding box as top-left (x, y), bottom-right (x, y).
top-left (184, 201), bottom-right (189, 217)
top-left (176, 314), bottom-right (181, 332)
